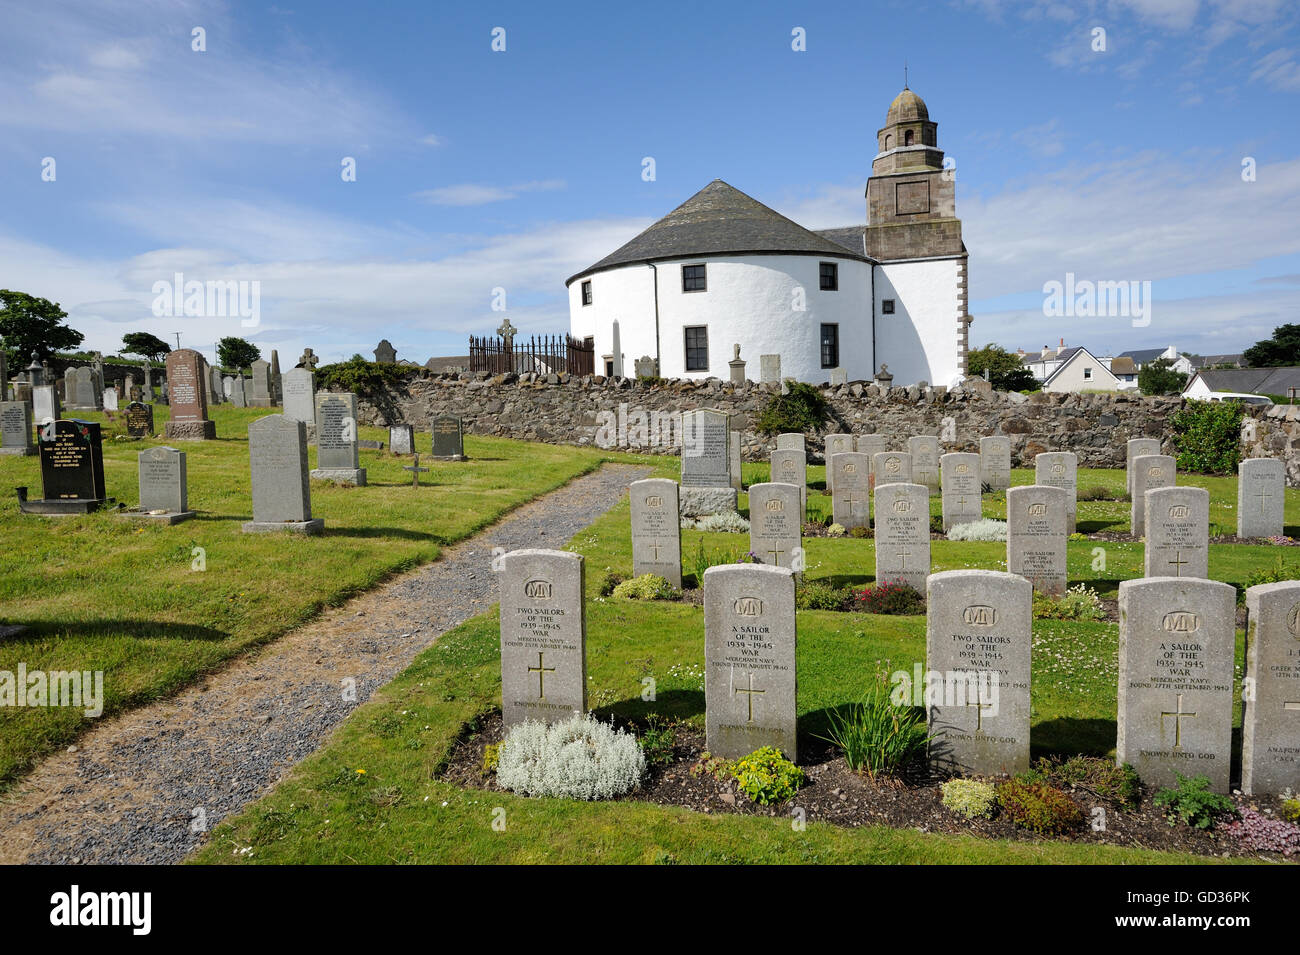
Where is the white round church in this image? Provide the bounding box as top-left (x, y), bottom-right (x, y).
top-left (567, 87), bottom-right (972, 388)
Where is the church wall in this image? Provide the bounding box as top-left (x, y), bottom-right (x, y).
top-left (569, 255), bottom-right (874, 383)
top-left (874, 257), bottom-right (964, 388)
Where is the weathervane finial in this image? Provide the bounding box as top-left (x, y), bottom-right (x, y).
top-left (904, 61), bottom-right (909, 89)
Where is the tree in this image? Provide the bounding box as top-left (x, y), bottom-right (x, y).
top-left (120, 332), bottom-right (172, 363)
top-left (1243, 324), bottom-right (1300, 367)
top-left (217, 336), bottom-right (261, 372)
top-left (966, 344), bottom-right (1037, 392)
top-left (1138, 357), bottom-right (1188, 396)
top-left (0, 290), bottom-right (84, 367)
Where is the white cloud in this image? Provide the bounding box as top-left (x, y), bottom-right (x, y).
top-left (413, 180), bottom-right (567, 207)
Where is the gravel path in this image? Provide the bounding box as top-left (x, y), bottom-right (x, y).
top-left (0, 463), bottom-right (650, 865)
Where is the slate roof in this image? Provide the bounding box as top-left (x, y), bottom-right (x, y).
top-left (1118, 347), bottom-right (1168, 365)
top-left (1190, 353), bottom-right (1246, 369)
top-left (1188, 367), bottom-right (1300, 395)
top-left (1110, 356), bottom-right (1137, 375)
top-left (567, 180), bottom-right (869, 285)
top-left (815, 226), bottom-right (867, 255)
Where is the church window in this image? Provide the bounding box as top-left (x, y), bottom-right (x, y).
top-left (881, 298), bottom-right (896, 314)
top-left (820, 324), bottom-right (839, 368)
top-left (904, 129), bottom-right (914, 146)
top-left (819, 262), bottom-right (838, 291)
top-left (884, 134), bottom-right (892, 150)
top-left (682, 264), bottom-right (707, 292)
top-left (582, 280), bottom-right (593, 306)
top-left (684, 326), bottom-right (709, 371)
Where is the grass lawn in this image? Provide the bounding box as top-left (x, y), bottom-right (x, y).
top-left (192, 460), bottom-right (1297, 864)
top-left (0, 403), bottom-right (646, 787)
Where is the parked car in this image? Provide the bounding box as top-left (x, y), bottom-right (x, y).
top-left (1203, 391), bottom-right (1272, 406)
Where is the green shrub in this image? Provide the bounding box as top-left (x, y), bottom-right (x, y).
top-left (848, 525), bottom-right (871, 539)
top-left (1280, 797), bottom-right (1300, 823)
top-left (796, 581), bottom-right (850, 611)
top-left (729, 746), bottom-right (806, 805)
top-left (852, 582), bottom-right (925, 615)
top-left (1152, 773), bottom-right (1237, 829)
top-left (690, 539), bottom-right (746, 585)
top-left (1241, 556), bottom-right (1300, 602)
top-left (611, 574), bottom-right (677, 600)
top-left (1033, 584), bottom-right (1106, 621)
top-left (941, 778), bottom-right (998, 819)
top-left (1170, 400), bottom-right (1244, 474)
top-left (315, 356), bottom-right (409, 398)
top-left (638, 716), bottom-right (676, 769)
top-left (596, 571), bottom-right (625, 597)
top-left (1030, 756), bottom-right (1141, 810)
top-left (996, 779), bottom-right (1084, 834)
top-left (818, 680), bottom-right (929, 778)
top-left (756, 382), bottom-right (832, 435)
top-left (481, 742), bottom-right (501, 777)
top-left (1078, 484), bottom-right (1122, 502)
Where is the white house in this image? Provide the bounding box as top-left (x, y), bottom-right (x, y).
top-left (1118, 345), bottom-right (1195, 377)
top-left (567, 87), bottom-right (971, 387)
top-left (1041, 346), bottom-right (1121, 393)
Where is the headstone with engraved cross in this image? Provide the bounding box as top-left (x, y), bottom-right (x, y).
top-left (1006, 485), bottom-right (1069, 596)
top-left (940, 452), bottom-right (982, 531)
top-left (748, 482), bottom-right (803, 572)
top-left (630, 478), bottom-right (682, 588)
top-left (1131, 454), bottom-right (1176, 537)
top-left (1144, 486), bottom-right (1209, 579)
top-left (830, 452), bottom-right (871, 532)
top-left (1242, 581), bottom-right (1300, 794)
top-left (874, 483), bottom-right (930, 591)
top-left (1237, 457), bottom-right (1285, 539)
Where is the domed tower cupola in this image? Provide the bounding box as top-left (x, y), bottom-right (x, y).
top-left (874, 86), bottom-right (943, 174)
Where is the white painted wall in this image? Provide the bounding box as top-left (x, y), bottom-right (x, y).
top-left (569, 254), bottom-right (875, 383)
top-left (1043, 351), bottom-right (1120, 393)
top-left (874, 257), bottom-right (964, 388)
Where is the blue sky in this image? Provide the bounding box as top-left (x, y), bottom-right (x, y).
top-left (2, 0), bottom-right (1298, 367)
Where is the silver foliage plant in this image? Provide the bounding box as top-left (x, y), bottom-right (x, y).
top-left (680, 512), bottom-right (750, 533)
top-left (497, 714), bottom-right (646, 800)
top-left (946, 518), bottom-right (1009, 542)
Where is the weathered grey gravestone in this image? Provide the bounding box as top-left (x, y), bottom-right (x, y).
top-left (32, 385), bottom-right (60, 428)
top-left (249, 359), bottom-right (273, 407)
top-left (1144, 486), bottom-right (1209, 579)
top-left (1117, 577), bottom-right (1235, 792)
top-left (940, 452), bottom-right (982, 531)
top-left (1126, 437), bottom-right (1162, 498)
top-left (704, 563), bottom-right (797, 760)
top-left (499, 548), bottom-right (586, 728)
top-left (1034, 451), bottom-right (1078, 534)
top-left (126, 446), bottom-right (194, 524)
top-left (759, 354), bottom-right (781, 384)
top-left (389, 425), bottom-right (414, 455)
top-left (0, 402), bottom-right (34, 455)
top-left (102, 387), bottom-right (119, 412)
top-left (927, 570), bottom-right (1032, 775)
top-left (281, 367), bottom-right (315, 425)
top-left (829, 367), bottom-right (847, 386)
top-left (1237, 457), bottom-right (1285, 539)
top-left (729, 431), bottom-right (742, 491)
top-left (857, 434), bottom-right (889, 476)
top-left (243, 414), bottom-right (324, 534)
top-left (823, 433), bottom-right (854, 493)
top-left (630, 478), bottom-right (682, 589)
top-left (230, 377), bottom-right (247, 408)
top-left (872, 451), bottom-right (912, 488)
top-left (222, 375), bottom-right (234, 399)
top-left (680, 409), bottom-right (737, 516)
top-left (374, 339), bottom-right (397, 364)
top-left (209, 366), bottom-right (224, 405)
top-left (1131, 454), bottom-right (1176, 537)
top-left (312, 392), bottom-right (366, 485)
top-left (1006, 485), bottom-right (1069, 596)
top-left (769, 448), bottom-right (806, 516)
top-left (748, 482), bottom-right (802, 571)
top-left (979, 436), bottom-right (1011, 491)
top-left (66, 366), bottom-right (101, 410)
top-left (776, 433), bottom-right (805, 451)
top-left (830, 452), bottom-right (871, 531)
top-left (874, 482), bottom-right (930, 591)
top-left (124, 401), bottom-right (154, 439)
top-left (1243, 581), bottom-right (1300, 794)
top-left (430, 414), bottom-right (465, 460)
top-left (908, 434), bottom-right (941, 497)
top-left (163, 349), bottom-right (216, 440)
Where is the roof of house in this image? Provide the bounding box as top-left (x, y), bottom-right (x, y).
top-left (1109, 356), bottom-right (1137, 375)
top-left (1117, 347), bottom-right (1169, 364)
top-left (1187, 367), bottom-right (1300, 395)
top-left (424, 355), bottom-right (470, 373)
top-left (814, 226), bottom-right (867, 255)
top-left (1042, 346), bottom-right (1119, 388)
top-left (566, 179), bottom-right (869, 285)
top-left (1190, 353), bottom-right (1246, 369)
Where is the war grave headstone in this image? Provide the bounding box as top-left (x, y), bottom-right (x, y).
top-left (102, 387), bottom-right (119, 412)
top-left (431, 414), bottom-right (465, 461)
top-left (230, 376), bottom-right (247, 408)
top-left (312, 392), bottom-right (366, 485)
top-left (1126, 437), bottom-right (1162, 498)
top-left (776, 433), bottom-right (805, 451)
top-left (1144, 486), bottom-right (1209, 579)
top-left (124, 401), bottom-right (154, 439)
top-left (872, 451), bottom-right (912, 487)
top-left (389, 425), bottom-right (415, 456)
top-left (979, 436), bottom-right (1011, 491)
top-left (680, 409), bottom-right (737, 516)
top-left (19, 419), bottom-right (109, 515)
top-left (704, 563), bottom-right (797, 760)
top-left (498, 549), bottom-right (586, 728)
top-left (940, 452), bottom-right (982, 531)
top-left (630, 478), bottom-right (682, 588)
top-left (1242, 581), bottom-right (1300, 794)
top-left (823, 433), bottom-right (855, 493)
top-left (249, 359), bottom-right (273, 407)
top-left (1116, 577), bottom-right (1235, 792)
top-left (908, 434), bottom-right (941, 497)
top-left (769, 448), bottom-right (807, 517)
top-left (122, 446), bottom-right (195, 524)
top-left (162, 349), bottom-right (216, 440)
top-left (874, 482), bottom-right (930, 592)
top-left (857, 433), bottom-right (889, 478)
top-left (0, 401), bottom-right (35, 455)
top-left (729, 431), bottom-right (742, 491)
top-left (829, 452), bottom-right (871, 532)
top-left (1131, 454), bottom-right (1176, 538)
top-left (1237, 457), bottom-right (1285, 540)
top-left (1034, 451), bottom-right (1078, 534)
top-left (926, 570), bottom-right (1032, 775)
top-left (1006, 485), bottom-right (1069, 596)
top-left (281, 367), bottom-right (315, 427)
top-left (242, 414), bottom-right (324, 534)
top-left (748, 482), bottom-right (802, 571)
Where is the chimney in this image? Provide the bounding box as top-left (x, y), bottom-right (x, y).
top-left (1041, 345), bottom-right (1052, 359)
top-left (1057, 337), bottom-right (1066, 356)
top-left (1016, 347), bottom-right (1025, 358)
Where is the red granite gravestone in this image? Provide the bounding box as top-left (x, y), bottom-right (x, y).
top-left (163, 349), bottom-right (216, 440)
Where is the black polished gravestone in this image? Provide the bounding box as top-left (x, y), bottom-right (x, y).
top-left (430, 414), bottom-right (465, 461)
top-left (19, 419), bottom-right (111, 514)
top-left (125, 401), bottom-right (154, 440)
